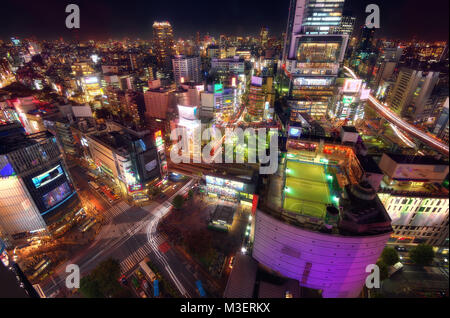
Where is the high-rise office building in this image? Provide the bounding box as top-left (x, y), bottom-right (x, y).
top-left (433, 98), bottom-right (449, 144)
top-left (358, 26), bottom-right (376, 52)
top-left (281, 0), bottom-right (348, 120)
top-left (283, 0), bottom-right (346, 61)
top-left (260, 27), bottom-right (269, 48)
top-left (153, 21), bottom-right (175, 70)
top-left (247, 80), bottom-right (266, 122)
top-left (172, 55), bottom-right (201, 85)
top-left (247, 76), bottom-right (274, 122)
top-left (372, 47), bottom-right (403, 89)
top-left (336, 15), bottom-right (356, 36)
top-left (388, 67), bottom-right (440, 121)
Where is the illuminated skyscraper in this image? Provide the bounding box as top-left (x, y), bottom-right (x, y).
top-left (358, 26), bottom-right (376, 52)
top-left (153, 21), bottom-right (175, 70)
top-left (281, 0), bottom-right (348, 120)
top-left (172, 55), bottom-right (201, 85)
top-left (388, 67), bottom-right (440, 120)
top-left (260, 27), bottom-right (269, 48)
top-left (336, 15), bottom-right (356, 36)
top-left (283, 0), bottom-right (346, 61)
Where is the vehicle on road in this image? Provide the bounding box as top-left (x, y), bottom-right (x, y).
top-left (388, 262), bottom-right (404, 277)
top-left (395, 246), bottom-right (407, 252)
top-left (139, 291), bottom-right (147, 298)
top-left (86, 172), bottom-right (97, 180)
top-left (196, 280), bottom-right (206, 297)
top-left (139, 259), bottom-right (157, 282)
top-left (88, 181), bottom-right (100, 190)
top-left (228, 256), bottom-right (235, 269)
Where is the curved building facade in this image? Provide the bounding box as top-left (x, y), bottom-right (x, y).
top-left (253, 210), bottom-right (391, 298)
top-left (0, 128), bottom-right (82, 245)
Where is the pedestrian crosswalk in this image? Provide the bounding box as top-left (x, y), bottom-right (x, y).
top-left (103, 201), bottom-right (130, 223)
top-left (120, 234), bottom-right (168, 274)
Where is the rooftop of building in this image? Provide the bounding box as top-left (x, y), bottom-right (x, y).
top-left (223, 254), bottom-right (257, 298)
top-left (356, 154), bottom-right (383, 174)
top-left (89, 130), bottom-right (142, 157)
top-left (383, 153), bottom-right (449, 166)
top-left (341, 126), bottom-right (358, 133)
top-left (0, 129), bottom-right (53, 155)
top-left (378, 179), bottom-right (449, 198)
top-left (257, 279), bottom-right (301, 299)
top-left (211, 205), bottom-right (235, 225)
top-left (339, 181), bottom-right (393, 236)
top-left (264, 148), bottom-right (391, 236)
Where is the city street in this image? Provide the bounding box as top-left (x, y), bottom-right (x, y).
top-left (39, 173), bottom-right (211, 298)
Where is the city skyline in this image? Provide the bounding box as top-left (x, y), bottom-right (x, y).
top-left (1, 0), bottom-right (449, 41)
top-left (1, 0), bottom-right (448, 302)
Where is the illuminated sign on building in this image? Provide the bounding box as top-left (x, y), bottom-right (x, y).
top-left (32, 165), bottom-right (64, 188)
top-left (206, 176), bottom-right (244, 191)
top-left (251, 76), bottom-right (263, 86)
top-left (342, 96), bottom-right (354, 105)
top-left (289, 127), bottom-right (301, 137)
top-left (214, 83), bottom-right (224, 93)
top-left (178, 105), bottom-right (198, 121)
top-left (360, 88), bottom-right (371, 100)
top-left (293, 77), bottom-right (333, 87)
top-left (154, 130), bottom-right (168, 178)
top-left (128, 184), bottom-right (143, 192)
top-left (83, 76), bottom-right (98, 84)
top-left (343, 79), bottom-right (362, 93)
top-left (155, 131), bottom-right (163, 147)
top-left (42, 182), bottom-right (72, 210)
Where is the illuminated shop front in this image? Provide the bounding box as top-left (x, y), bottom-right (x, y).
top-left (205, 174), bottom-right (256, 206)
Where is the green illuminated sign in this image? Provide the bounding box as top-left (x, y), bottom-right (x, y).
top-left (214, 83), bottom-right (223, 93)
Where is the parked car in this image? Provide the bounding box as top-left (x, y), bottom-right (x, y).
top-left (395, 246), bottom-right (407, 252)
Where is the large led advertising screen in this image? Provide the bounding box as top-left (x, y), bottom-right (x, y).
top-left (32, 165), bottom-right (64, 188)
top-left (293, 77), bottom-right (334, 87)
top-left (42, 182), bottom-right (72, 209)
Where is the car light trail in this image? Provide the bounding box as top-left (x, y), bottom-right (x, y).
top-left (146, 180), bottom-right (194, 298)
top-left (390, 124), bottom-right (416, 148)
top-left (343, 66), bottom-right (449, 156)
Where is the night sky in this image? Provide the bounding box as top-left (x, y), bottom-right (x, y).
top-left (1, 0), bottom-right (448, 41)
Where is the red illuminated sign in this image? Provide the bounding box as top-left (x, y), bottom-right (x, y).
top-left (252, 194), bottom-right (259, 215)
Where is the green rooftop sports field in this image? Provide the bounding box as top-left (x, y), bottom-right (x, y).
top-left (283, 160), bottom-right (331, 219)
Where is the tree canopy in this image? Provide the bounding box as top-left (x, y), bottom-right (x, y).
top-left (172, 195), bottom-right (185, 210)
top-left (409, 244), bottom-right (435, 266)
top-left (381, 247), bottom-right (400, 266)
top-left (79, 258), bottom-right (128, 298)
